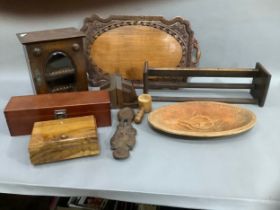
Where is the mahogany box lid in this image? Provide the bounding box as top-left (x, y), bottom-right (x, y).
top-left (4, 90), bottom-right (111, 136)
top-left (5, 90), bottom-right (110, 111)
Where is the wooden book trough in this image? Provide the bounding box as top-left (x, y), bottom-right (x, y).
top-left (143, 62), bottom-right (271, 107)
top-left (29, 115), bottom-right (99, 165)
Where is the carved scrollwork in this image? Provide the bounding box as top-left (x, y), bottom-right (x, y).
top-left (81, 15), bottom-right (200, 85)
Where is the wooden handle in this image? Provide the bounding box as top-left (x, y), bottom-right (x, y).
top-left (134, 107), bottom-right (145, 124)
top-left (192, 39), bottom-right (201, 65)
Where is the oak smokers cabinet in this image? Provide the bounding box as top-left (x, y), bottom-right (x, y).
top-left (17, 27), bottom-right (88, 94)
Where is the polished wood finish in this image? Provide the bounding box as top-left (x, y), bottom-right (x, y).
top-left (148, 101), bottom-right (256, 138)
top-left (17, 27), bottom-right (85, 44)
top-left (4, 91), bottom-right (111, 136)
top-left (29, 115), bottom-right (99, 165)
top-left (143, 62), bottom-right (271, 106)
top-left (17, 27), bottom-right (88, 94)
top-left (81, 15), bottom-right (200, 85)
top-left (91, 26), bottom-right (182, 80)
top-left (251, 63), bottom-right (271, 107)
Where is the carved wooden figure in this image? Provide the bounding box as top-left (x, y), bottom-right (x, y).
top-left (17, 27), bottom-right (88, 94)
top-left (110, 108), bottom-right (136, 159)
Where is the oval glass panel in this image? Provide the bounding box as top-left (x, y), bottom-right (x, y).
top-left (148, 101), bottom-right (256, 138)
top-left (91, 25), bottom-right (183, 80)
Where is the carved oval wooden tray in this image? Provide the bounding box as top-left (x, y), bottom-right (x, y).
top-left (91, 25), bottom-right (182, 80)
top-left (148, 101), bottom-right (256, 138)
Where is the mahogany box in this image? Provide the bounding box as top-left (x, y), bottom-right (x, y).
top-left (29, 115), bottom-right (99, 165)
top-left (4, 91), bottom-right (111, 136)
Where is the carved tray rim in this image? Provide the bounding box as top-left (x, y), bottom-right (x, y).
top-left (81, 14), bottom-right (200, 85)
top-left (148, 101), bottom-right (256, 138)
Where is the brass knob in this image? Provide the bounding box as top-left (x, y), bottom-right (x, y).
top-left (72, 43), bottom-right (80, 51)
top-left (33, 47), bottom-right (42, 56)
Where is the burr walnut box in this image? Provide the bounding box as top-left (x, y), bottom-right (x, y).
top-left (4, 91), bottom-right (111, 136)
top-left (29, 115), bottom-right (100, 165)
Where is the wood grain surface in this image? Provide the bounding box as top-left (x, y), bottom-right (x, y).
top-left (91, 25), bottom-right (182, 80)
top-left (29, 115), bottom-right (99, 165)
top-left (4, 90), bottom-right (111, 136)
top-left (148, 101), bottom-right (256, 138)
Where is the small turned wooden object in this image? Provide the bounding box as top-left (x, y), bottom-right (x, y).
top-left (110, 108), bottom-right (136, 159)
top-left (29, 115), bottom-right (99, 165)
top-left (17, 27), bottom-right (88, 94)
top-left (134, 94), bottom-right (152, 124)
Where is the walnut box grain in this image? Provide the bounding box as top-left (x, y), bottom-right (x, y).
top-left (29, 115), bottom-right (99, 165)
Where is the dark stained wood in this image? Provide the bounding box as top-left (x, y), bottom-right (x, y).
top-left (251, 63), bottom-right (271, 106)
top-left (100, 74), bottom-right (138, 108)
top-left (17, 27), bottom-right (85, 44)
top-left (148, 82), bottom-right (254, 89)
top-left (4, 91), bottom-right (111, 136)
top-left (147, 68), bottom-right (257, 77)
top-left (143, 62), bottom-right (271, 107)
top-left (81, 14), bottom-right (200, 85)
top-left (17, 27), bottom-right (88, 94)
top-left (151, 96), bottom-right (258, 104)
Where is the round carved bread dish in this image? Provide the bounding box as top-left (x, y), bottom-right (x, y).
top-left (148, 101), bottom-right (256, 138)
